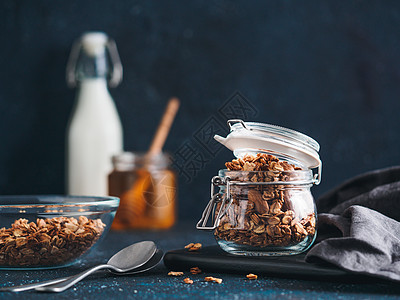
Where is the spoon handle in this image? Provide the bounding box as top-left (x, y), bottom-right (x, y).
top-left (36, 264), bottom-right (111, 293)
top-left (0, 277), bottom-right (69, 292)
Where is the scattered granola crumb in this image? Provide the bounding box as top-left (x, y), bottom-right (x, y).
top-left (183, 278), bottom-right (193, 284)
top-left (214, 278), bottom-right (223, 284)
top-left (185, 242), bottom-right (202, 251)
top-left (204, 276), bottom-right (222, 284)
top-left (168, 271), bottom-right (184, 276)
top-left (190, 267), bottom-right (202, 274)
top-left (246, 273), bottom-right (258, 280)
top-left (184, 243), bottom-right (194, 249)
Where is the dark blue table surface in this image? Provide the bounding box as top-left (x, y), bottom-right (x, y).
top-left (1, 222), bottom-right (399, 300)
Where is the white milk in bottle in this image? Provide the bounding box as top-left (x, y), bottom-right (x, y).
top-left (66, 32), bottom-right (123, 196)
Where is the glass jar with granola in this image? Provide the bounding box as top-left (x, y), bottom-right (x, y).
top-left (197, 120), bottom-right (321, 256)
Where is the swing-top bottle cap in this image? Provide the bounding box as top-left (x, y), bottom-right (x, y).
top-left (66, 32), bottom-right (123, 88)
top-left (81, 32), bottom-right (108, 57)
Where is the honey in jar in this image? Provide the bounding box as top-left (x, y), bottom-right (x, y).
top-left (109, 152), bottom-right (176, 230)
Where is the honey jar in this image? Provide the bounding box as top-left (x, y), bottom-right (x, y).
top-left (109, 152), bottom-right (176, 230)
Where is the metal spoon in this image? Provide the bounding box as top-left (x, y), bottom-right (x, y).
top-left (35, 249), bottom-right (164, 293)
top-left (1, 249), bottom-right (162, 293)
top-left (1, 240), bottom-right (157, 293)
top-left (36, 240), bottom-right (158, 293)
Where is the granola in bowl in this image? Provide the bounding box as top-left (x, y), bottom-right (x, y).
top-left (0, 195), bottom-right (119, 269)
top-left (0, 217), bottom-right (105, 267)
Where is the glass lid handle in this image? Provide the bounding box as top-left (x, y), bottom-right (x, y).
top-left (227, 119), bottom-right (250, 131)
top-left (313, 162), bottom-right (322, 185)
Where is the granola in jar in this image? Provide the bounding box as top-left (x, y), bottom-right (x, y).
top-left (213, 153), bottom-right (316, 254)
top-left (197, 120), bottom-right (321, 256)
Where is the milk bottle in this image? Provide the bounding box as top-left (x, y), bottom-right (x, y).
top-left (66, 32), bottom-right (123, 196)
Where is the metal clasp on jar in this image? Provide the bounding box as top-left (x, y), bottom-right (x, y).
top-left (196, 176), bottom-right (233, 230)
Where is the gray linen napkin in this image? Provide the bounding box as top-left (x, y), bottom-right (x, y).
top-left (306, 166), bottom-right (400, 282)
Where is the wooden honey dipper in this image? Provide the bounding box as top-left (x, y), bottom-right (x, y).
top-left (116, 98), bottom-right (180, 227)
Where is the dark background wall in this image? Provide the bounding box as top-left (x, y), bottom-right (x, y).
top-left (1, 1), bottom-right (399, 220)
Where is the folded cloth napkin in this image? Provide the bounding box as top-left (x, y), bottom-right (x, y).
top-left (306, 166), bottom-right (400, 282)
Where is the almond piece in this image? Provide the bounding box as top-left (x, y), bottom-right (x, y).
top-left (183, 278), bottom-right (193, 284)
top-left (168, 271), bottom-right (184, 276)
top-left (246, 273), bottom-right (258, 280)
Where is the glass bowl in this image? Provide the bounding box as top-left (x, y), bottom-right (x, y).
top-left (0, 195), bottom-right (119, 270)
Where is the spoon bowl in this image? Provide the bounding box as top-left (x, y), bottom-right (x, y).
top-left (107, 241), bottom-right (157, 271)
top-left (111, 249), bottom-right (163, 275)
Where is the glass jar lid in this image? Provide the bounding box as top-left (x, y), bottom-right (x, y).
top-left (214, 119), bottom-right (322, 184)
